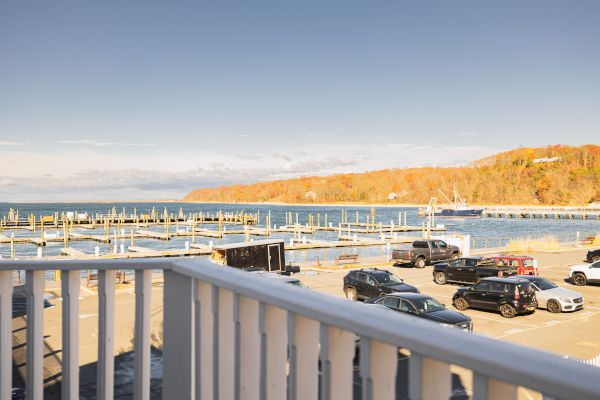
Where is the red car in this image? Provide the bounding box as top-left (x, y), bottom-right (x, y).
top-left (490, 255), bottom-right (538, 276)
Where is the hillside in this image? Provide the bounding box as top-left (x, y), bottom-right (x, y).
top-left (183, 145), bottom-right (600, 205)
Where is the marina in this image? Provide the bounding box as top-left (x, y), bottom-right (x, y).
top-left (0, 203), bottom-right (598, 267)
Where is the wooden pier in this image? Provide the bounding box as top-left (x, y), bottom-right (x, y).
top-left (0, 206), bottom-right (439, 261)
top-left (483, 206), bottom-right (600, 220)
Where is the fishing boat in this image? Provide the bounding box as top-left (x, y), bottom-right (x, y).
top-left (419, 187), bottom-right (483, 218)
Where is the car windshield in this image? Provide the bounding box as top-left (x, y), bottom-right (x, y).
top-left (411, 297), bottom-right (445, 314)
top-left (531, 278), bottom-right (557, 290)
top-left (523, 259), bottom-right (534, 267)
top-left (376, 273), bottom-right (403, 285)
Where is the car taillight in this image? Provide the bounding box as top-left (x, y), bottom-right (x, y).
top-left (514, 286), bottom-right (520, 300)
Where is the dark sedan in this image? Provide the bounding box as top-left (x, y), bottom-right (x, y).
top-left (367, 292), bottom-right (472, 331)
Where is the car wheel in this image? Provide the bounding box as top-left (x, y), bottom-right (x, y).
top-left (415, 258), bottom-right (426, 269)
top-left (499, 304), bottom-right (517, 318)
top-left (345, 288), bottom-right (358, 301)
top-left (572, 273), bottom-right (587, 286)
top-left (453, 297), bottom-right (469, 311)
top-left (450, 253), bottom-right (459, 260)
top-left (592, 256), bottom-right (600, 262)
top-left (547, 299), bottom-right (561, 313)
top-left (434, 272), bottom-right (447, 285)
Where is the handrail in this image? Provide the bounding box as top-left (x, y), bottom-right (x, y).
top-left (2, 256), bottom-right (600, 399)
top-left (172, 258), bottom-right (600, 399)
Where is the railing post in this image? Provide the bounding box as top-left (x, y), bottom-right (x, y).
top-left (134, 269), bottom-right (152, 400)
top-left (360, 338), bottom-right (397, 400)
top-left (289, 314), bottom-right (319, 400)
top-left (472, 373), bottom-right (488, 399)
top-left (321, 324), bottom-right (354, 400)
top-left (163, 270), bottom-right (195, 400)
top-left (97, 270), bottom-right (115, 400)
top-left (489, 379), bottom-right (519, 400)
top-left (263, 305), bottom-right (287, 400)
top-left (61, 270), bottom-right (80, 400)
top-left (359, 337), bottom-right (372, 400)
top-left (195, 282), bottom-right (215, 400)
top-left (26, 270), bottom-right (44, 400)
top-left (422, 357), bottom-right (451, 400)
top-left (238, 296), bottom-right (260, 400)
top-left (409, 352), bottom-right (422, 400)
top-left (218, 288), bottom-right (235, 400)
top-left (0, 271), bottom-right (13, 400)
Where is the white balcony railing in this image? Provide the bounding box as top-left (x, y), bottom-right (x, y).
top-left (1, 258), bottom-right (599, 400)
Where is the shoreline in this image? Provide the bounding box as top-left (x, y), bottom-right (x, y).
top-left (3, 200), bottom-right (598, 210)
top-left (179, 200), bottom-right (599, 209)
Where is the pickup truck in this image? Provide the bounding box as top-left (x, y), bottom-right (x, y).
top-left (392, 239), bottom-right (460, 268)
top-left (433, 257), bottom-right (517, 285)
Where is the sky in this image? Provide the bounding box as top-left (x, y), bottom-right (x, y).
top-left (1, 1), bottom-right (599, 202)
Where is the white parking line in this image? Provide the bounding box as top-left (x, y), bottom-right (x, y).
top-left (496, 310), bottom-right (600, 338)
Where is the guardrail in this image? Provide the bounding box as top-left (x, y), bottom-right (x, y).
top-left (1, 258), bottom-right (600, 400)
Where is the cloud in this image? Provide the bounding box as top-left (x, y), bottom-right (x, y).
top-left (0, 143), bottom-right (497, 201)
top-left (239, 134), bottom-right (248, 138)
top-left (59, 140), bottom-right (157, 147)
top-left (0, 141), bottom-right (26, 146)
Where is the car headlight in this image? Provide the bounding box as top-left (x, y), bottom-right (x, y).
top-left (559, 297), bottom-right (573, 303)
top-left (440, 323), bottom-right (453, 329)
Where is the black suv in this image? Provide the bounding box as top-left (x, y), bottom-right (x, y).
top-left (452, 277), bottom-right (537, 318)
top-left (586, 249), bottom-right (600, 263)
top-left (367, 292), bottom-right (472, 331)
top-left (343, 268), bottom-right (418, 301)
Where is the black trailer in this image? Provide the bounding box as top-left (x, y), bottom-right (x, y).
top-left (211, 239), bottom-right (286, 272)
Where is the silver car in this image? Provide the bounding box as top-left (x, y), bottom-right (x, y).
top-left (517, 276), bottom-right (583, 313)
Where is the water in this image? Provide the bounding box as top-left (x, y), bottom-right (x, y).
top-left (1, 202), bottom-right (599, 264)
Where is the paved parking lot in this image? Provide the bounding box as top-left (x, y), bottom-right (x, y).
top-left (296, 247), bottom-right (600, 361)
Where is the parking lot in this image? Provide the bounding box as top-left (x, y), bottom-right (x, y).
top-left (296, 247), bottom-right (600, 361)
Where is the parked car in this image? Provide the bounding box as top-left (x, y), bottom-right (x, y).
top-left (433, 257), bottom-right (517, 285)
top-left (367, 292), bottom-right (472, 331)
top-left (586, 249), bottom-right (600, 263)
top-left (490, 255), bottom-right (538, 276)
top-left (392, 239), bottom-right (461, 268)
top-left (343, 268), bottom-right (419, 301)
top-left (516, 275), bottom-right (583, 313)
top-left (452, 277), bottom-right (537, 318)
top-left (250, 271), bottom-right (307, 288)
top-left (569, 260), bottom-right (600, 286)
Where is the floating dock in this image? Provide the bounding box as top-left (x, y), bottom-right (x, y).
top-left (483, 206), bottom-right (600, 219)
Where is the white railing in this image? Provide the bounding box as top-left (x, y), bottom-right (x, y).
top-left (1, 258), bottom-right (600, 400)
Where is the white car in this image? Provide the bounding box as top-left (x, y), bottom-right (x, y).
top-left (569, 261), bottom-right (600, 286)
top-left (517, 276), bottom-right (583, 313)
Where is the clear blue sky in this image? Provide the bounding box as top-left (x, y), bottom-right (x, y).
top-left (1, 1), bottom-right (598, 201)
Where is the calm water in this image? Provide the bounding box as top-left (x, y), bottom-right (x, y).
top-left (1, 202), bottom-right (599, 263)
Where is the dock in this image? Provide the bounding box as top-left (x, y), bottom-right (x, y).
top-left (0, 206), bottom-right (444, 261)
top-left (60, 248), bottom-right (92, 259)
top-left (137, 230), bottom-right (171, 240)
top-left (483, 206), bottom-right (600, 219)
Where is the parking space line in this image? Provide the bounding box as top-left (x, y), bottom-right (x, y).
top-left (496, 311), bottom-right (600, 339)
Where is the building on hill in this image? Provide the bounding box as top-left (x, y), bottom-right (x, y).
top-left (387, 192), bottom-right (398, 201)
top-left (305, 191), bottom-right (317, 201)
